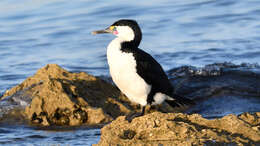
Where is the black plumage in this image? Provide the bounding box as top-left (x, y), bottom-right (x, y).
top-left (121, 46), bottom-right (194, 107)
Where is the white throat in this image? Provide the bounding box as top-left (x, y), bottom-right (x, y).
top-left (115, 26), bottom-right (135, 42)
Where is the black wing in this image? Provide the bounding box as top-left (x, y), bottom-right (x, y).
top-left (132, 48), bottom-right (173, 96)
top-left (131, 48), bottom-right (194, 106)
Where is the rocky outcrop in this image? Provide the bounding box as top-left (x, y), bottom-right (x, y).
top-left (1, 64), bottom-right (184, 126)
top-left (2, 64), bottom-right (144, 126)
top-left (96, 112), bottom-right (260, 146)
top-left (2, 64), bottom-right (259, 145)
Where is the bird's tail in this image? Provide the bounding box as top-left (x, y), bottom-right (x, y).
top-left (165, 93), bottom-right (195, 108)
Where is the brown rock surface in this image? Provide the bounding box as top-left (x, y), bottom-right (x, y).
top-left (96, 112), bottom-right (260, 146)
top-left (2, 64), bottom-right (180, 126)
top-left (2, 64), bottom-right (143, 126)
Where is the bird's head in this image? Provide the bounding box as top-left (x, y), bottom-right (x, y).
top-left (92, 19), bottom-right (142, 48)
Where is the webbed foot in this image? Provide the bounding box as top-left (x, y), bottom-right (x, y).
top-left (125, 112), bottom-right (144, 122)
top-left (125, 106), bottom-right (146, 122)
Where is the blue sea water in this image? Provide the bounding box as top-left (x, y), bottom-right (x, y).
top-left (0, 0), bottom-right (260, 145)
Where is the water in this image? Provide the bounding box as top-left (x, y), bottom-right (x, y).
top-left (0, 0), bottom-right (260, 145)
top-left (0, 125), bottom-right (100, 146)
top-left (169, 62), bottom-right (260, 118)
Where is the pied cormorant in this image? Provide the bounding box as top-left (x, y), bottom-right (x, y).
top-left (92, 19), bottom-right (193, 122)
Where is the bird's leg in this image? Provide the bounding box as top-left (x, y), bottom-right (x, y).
top-left (140, 105), bottom-right (145, 115)
top-left (126, 106), bottom-right (146, 122)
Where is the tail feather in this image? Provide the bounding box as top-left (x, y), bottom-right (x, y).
top-left (165, 94), bottom-right (194, 108)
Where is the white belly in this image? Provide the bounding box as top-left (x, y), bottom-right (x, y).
top-left (107, 38), bottom-right (151, 106)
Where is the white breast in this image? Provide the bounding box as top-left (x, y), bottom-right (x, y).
top-left (107, 38), bottom-right (151, 106)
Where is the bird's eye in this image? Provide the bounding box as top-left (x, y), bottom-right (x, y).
top-left (110, 26), bottom-right (116, 31)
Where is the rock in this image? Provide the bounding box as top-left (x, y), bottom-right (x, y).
top-left (1, 64), bottom-right (183, 126)
top-left (96, 112), bottom-right (260, 145)
top-left (2, 64), bottom-right (143, 126)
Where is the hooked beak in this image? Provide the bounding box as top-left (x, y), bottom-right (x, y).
top-left (91, 27), bottom-right (112, 35)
